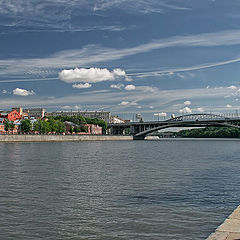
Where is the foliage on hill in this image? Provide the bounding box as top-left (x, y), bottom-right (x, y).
top-left (21, 119), bottom-right (32, 133)
top-left (177, 127), bottom-right (240, 138)
top-left (4, 119), bottom-right (15, 132)
top-left (51, 115), bottom-right (107, 132)
top-left (33, 119), bottom-right (66, 134)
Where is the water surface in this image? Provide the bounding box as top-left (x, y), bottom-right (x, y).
top-left (1, 139), bottom-right (240, 239)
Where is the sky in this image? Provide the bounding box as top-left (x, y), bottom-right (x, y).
top-left (1, 0), bottom-right (240, 120)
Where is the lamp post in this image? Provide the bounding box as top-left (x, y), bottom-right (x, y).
top-left (154, 113), bottom-right (160, 121)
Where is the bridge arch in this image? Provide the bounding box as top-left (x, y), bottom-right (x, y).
top-left (134, 122), bottom-right (240, 139)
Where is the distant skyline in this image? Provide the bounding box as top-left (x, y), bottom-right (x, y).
top-left (1, 0), bottom-right (240, 120)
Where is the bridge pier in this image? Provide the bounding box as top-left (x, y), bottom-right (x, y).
top-left (133, 135), bottom-right (145, 140)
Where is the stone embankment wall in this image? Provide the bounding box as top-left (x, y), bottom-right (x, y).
top-left (0, 135), bottom-right (133, 142)
top-left (207, 205), bottom-right (240, 239)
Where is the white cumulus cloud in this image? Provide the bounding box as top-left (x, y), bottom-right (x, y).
top-left (13, 88), bottom-right (35, 96)
top-left (227, 85), bottom-right (237, 90)
top-left (59, 67), bottom-right (128, 83)
top-left (226, 104), bottom-right (232, 108)
top-left (197, 107), bottom-right (204, 112)
top-left (125, 84), bottom-right (136, 91)
top-left (110, 83), bottom-right (124, 89)
top-left (184, 100), bottom-right (191, 105)
top-left (118, 101), bottom-right (138, 106)
top-left (119, 101), bottom-right (130, 106)
top-left (179, 107), bottom-right (192, 114)
top-left (72, 83), bottom-right (92, 89)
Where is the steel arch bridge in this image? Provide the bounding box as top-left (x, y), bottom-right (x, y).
top-left (166, 113), bottom-right (229, 122)
top-left (107, 113), bottom-right (240, 140)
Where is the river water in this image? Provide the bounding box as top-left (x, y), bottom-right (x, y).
top-left (1, 139), bottom-right (240, 239)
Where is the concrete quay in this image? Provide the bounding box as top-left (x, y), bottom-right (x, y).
top-left (0, 134), bottom-right (133, 142)
top-left (207, 205), bottom-right (240, 240)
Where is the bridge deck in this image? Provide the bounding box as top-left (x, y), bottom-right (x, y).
top-left (207, 205), bottom-right (240, 239)
top-left (108, 114), bottom-right (240, 137)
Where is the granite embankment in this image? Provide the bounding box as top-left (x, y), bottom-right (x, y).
top-left (207, 205), bottom-right (240, 239)
top-left (0, 135), bottom-right (133, 142)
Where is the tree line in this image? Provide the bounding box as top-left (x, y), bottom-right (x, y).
top-left (4, 115), bottom-right (107, 134)
top-left (17, 119), bottom-right (66, 134)
top-left (52, 115), bottom-right (107, 131)
top-left (177, 127), bottom-right (240, 138)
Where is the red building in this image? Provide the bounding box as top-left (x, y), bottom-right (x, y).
top-left (0, 110), bottom-right (22, 122)
top-left (65, 121), bottom-right (102, 135)
top-left (0, 123), bottom-right (4, 133)
top-left (85, 124), bottom-right (102, 135)
top-left (0, 118), bottom-right (19, 134)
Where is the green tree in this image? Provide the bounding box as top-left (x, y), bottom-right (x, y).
top-left (42, 121), bottom-right (50, 133)
top-left (9, 122), bottom-right (15, 132)
top-left (80, 125), bottom-right (88, 132)
top-left (48, 118), bottom-right (58, 132)
top-left (69, 126), bottom-right (73, 134)
top-left (33, 120), bottom-right (40, 132)
top-left (177, 127), bottom-right (240, 138)
top-left (56, 120), bottom-right (66, 133)
top-left (73, 126), bottom-right (80, 133)
top-left (4, 119), bottom-right (9, 132)
top-left (21, 119), bottom-right (31, 133)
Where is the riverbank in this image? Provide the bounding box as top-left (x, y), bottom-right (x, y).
top-left (0, 134), bottom-right (133, 142)
top-left (207, 205), bottom-right (240, 239)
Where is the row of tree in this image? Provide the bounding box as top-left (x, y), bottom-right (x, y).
top-left (68, 125), bottom-right (88, 134)
top-left (3, 115), bottom-right (107, 134)
top-left (52, 115), bottom-right (107, 132)
top-left (4, 120), bottom-right (15, 132)
top-left (177, 127), bottom-right (240, 138)
top-left (17, 119), bottom-right (66, 133)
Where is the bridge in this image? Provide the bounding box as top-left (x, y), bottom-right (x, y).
top-left (108, 113), bottom-right (240, 140)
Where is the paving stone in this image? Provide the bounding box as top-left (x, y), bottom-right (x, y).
top-left (217, 219), bottom-right (240, 233)
top-left (229, 207), bottom-right (240, 220)
top-left (226, 232), bottom-right (240, 240)
top-left (206, 231), bottom-right (229, 240)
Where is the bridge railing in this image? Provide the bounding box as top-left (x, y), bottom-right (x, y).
top-left (166, 114), bottom-right (232, 122)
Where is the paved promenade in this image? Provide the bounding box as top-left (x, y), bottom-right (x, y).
top-left (207, 205), bottom-right (240, 240)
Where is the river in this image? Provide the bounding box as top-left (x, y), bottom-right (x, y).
top-left (1, 139), bottom-right (240, 239)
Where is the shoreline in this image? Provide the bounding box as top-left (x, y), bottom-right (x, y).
top-left (0, 135), bottom-right (240, 142)
top-left (207, 205), bottom-right (240, 239)
top-left (0, 134), bottom-right (133, 142)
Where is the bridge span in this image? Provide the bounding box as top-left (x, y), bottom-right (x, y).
top-left (107, 113), bottom-right (240, 140)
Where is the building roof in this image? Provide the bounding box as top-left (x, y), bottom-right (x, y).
top-left (0, 113), bottom-right (8, 116)
top-left (64, 121), bottom-right (78, 127)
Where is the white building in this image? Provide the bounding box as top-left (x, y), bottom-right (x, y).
top-left (23, 108), bottom-right (46, 119)
top-left (46, 111), bottom-right (111, 123)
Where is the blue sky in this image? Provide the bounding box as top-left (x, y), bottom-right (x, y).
top-left (1, 0), bottom-right (240, 120)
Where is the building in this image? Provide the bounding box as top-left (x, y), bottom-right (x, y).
top-left (0, 122), bottom-right (4, 133)
top-left (46, 111), bottom-right (111, 123)
top-left (23, 108), bottom-right (46, 119)
top-left (0, 118), bottom-right (5, 133)
top-left (65, 121), bottom-right (78, 132)
top-left (12, 107), bottom-right (23, 115)
top-left (0, 110), bottom-right (22, 122)
top-left (85, 124), bottom-right (102, 135)
top-left (110, 115), bottom-right (125, 124)
top-left (65, 121), bottom-right (102, 135)
top-left (0, 117), bottom-right (19, 134)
